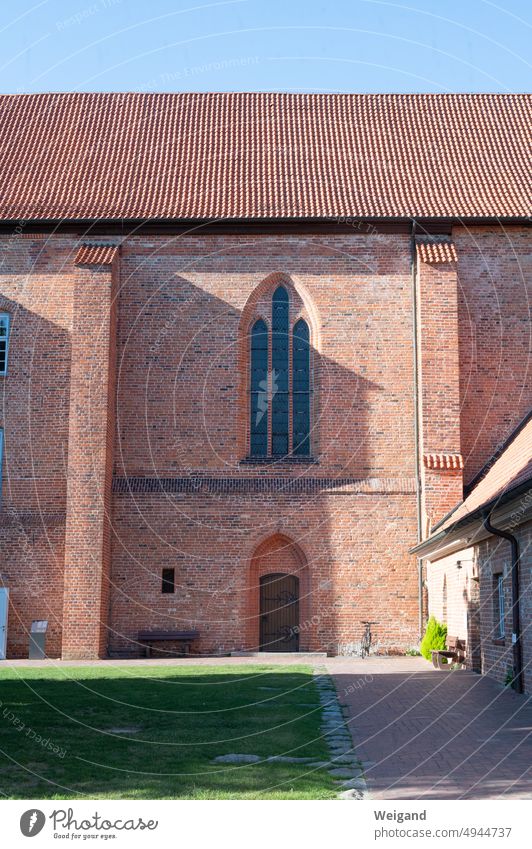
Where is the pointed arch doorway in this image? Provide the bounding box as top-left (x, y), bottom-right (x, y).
top-left (259, 573), bottom-right (300, 652)
top-left (248, 534), bottom-right (309, 653)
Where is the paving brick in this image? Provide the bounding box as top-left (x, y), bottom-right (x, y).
top-left (329, 656), bottom-right (532, 799)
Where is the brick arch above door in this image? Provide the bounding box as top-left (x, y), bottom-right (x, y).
top-left (246, 533), bottom-right (311, 651)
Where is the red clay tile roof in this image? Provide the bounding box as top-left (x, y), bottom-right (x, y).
top-left (0, 92), bottom-right (530, 221)
top-left (74, 243), bottom-right (119, 266)
top-left (439, 417), bottom-right (532, 531)
top-left (416, 238), bottom-right (458, 264)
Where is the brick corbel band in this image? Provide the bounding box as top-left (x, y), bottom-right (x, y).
top-left (62, 244), bottom-right (120, 659)
top-left (423, 452), bottom-right (464, 471)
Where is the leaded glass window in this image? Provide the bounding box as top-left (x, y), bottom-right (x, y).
top-left (248, 288), bottom-right (311, 458)
top-left (250, 319), bottom-right (268, 457)
top-left (292, 319), bottom-right (310, 456)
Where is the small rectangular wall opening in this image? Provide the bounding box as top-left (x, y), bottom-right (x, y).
top-left (161, 568), bottom-right (175, 594)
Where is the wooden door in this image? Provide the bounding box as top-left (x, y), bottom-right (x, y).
top-left (259, 573), bottom-right (299, 652)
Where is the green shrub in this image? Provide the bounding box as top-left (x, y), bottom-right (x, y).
top-left (405, 647), bottom-right (421, 656)
top-left (420, 616), bottom-right (447, 661)
top-left (504, 667), bottom-right (514, 687)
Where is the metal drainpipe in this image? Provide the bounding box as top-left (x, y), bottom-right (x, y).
top-left (410, 220), bottom-right (424, 640)
top-left (482, 510), bottom-right (523, 694)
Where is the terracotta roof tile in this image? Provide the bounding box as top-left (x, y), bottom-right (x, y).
top-left (416, 238), bottom-right (458, 263)
top-left (0, 92), bottom-right (530, 221)
top-left (74, 243), bottom-right (119, 266)
top-left (440, 417), bottom-right (532, 530)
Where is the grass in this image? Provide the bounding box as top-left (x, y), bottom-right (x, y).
top-left (0, 663), bottom-right (338, 799)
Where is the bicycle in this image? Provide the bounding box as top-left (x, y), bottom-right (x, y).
top-left (360, 621), bottom-right (378, 658)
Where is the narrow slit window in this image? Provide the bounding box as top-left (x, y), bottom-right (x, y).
top-left (0, 314), bottom-right (10, 376)
top-left (250, 319), bottom-right (269, 457)
top-left (292, 319), bottom-right (310, 456)
top-left (271, 286), bottom-right (289, 456)
top-left (162, 568), bottom-right (175, 594)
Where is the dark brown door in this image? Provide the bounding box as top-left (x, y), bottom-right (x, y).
top-left (259, 573), bottom-right (299, 652)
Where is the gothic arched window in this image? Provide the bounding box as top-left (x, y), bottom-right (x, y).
top-left (292, 318), bottom-right (310, 456)
top-left (249, 287), bottom-right (311, 458)
top-left (250, 319), bottom-right (269, 457)
top-left (271, 286), bottom-right (290, 455)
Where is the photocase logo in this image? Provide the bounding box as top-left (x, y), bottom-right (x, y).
top-left (20, 809), bottom-right (46, 837)
top-left (256, 369), bottom-right (279, 425)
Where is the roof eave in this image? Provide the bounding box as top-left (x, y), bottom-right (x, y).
top-left (0, 214), bottom-right (530, 235)
top-left (410, 476), bottom-right (532, 559)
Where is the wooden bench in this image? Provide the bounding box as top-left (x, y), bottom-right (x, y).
top-left (431, 636), bottom-right (466, 670)
top-left (137, 630), bottom-right (200, 658)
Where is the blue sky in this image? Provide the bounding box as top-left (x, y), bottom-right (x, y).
top-left (1, 0), bottom-right (530, 94)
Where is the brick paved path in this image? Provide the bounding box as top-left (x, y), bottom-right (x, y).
top-left (326, 656), bottom-right (532, 799)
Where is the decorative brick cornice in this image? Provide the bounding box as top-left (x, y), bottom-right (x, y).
top-left (416, 237), bottom-right (457, 264)
top-left (74, 243), bottom-right (120, 267)
top-left (423, 452), bottom-right (464, 471)
top-left (113, 476), bottom-right (417, 496)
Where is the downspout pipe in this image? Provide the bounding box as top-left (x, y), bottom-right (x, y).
top-left (482, 510), bottom-right (523, 694)
top-left (410, 219), bottom-right (424, 641)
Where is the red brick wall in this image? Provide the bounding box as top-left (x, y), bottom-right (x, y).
top-left (478, 520), bottom-right (531, 694)
top-left (454, 226), bottom-right (531, 485)
top-left (109, 487), bottom-right (419, 656)
top-left (0, 515), bottom-right (64, 658)
top-left (0, 234), bottom-right (75, 657)
top-left (416, 246), bottom-right (464, 529)
top-left (62, 254), bottom-right (118, 659)
top-left (109, 232), bottom-right (420, 655)
top-left (114, 234), bottom-right (415, 477)
top-left (1, 227), bottom-right (530, 659)
top-left (518, 522), bottom-right (532, 695)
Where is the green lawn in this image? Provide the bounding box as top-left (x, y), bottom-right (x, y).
top-left (0, 664), bottom-right (338, 799)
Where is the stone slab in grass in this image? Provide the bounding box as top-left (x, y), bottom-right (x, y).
top-left (330, 755), bottom-right (362, 766)
top-left (213, 754), bottom-right (261, 764)
top-left (326, 731), bottom-right (351, 740)
top-left (329, 767), bottom-right (360, 778)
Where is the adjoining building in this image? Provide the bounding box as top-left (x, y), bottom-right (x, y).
top-left (0, 93), bottom-right (530, 667)
top-left (413, 414), bottom-right (532, 694)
